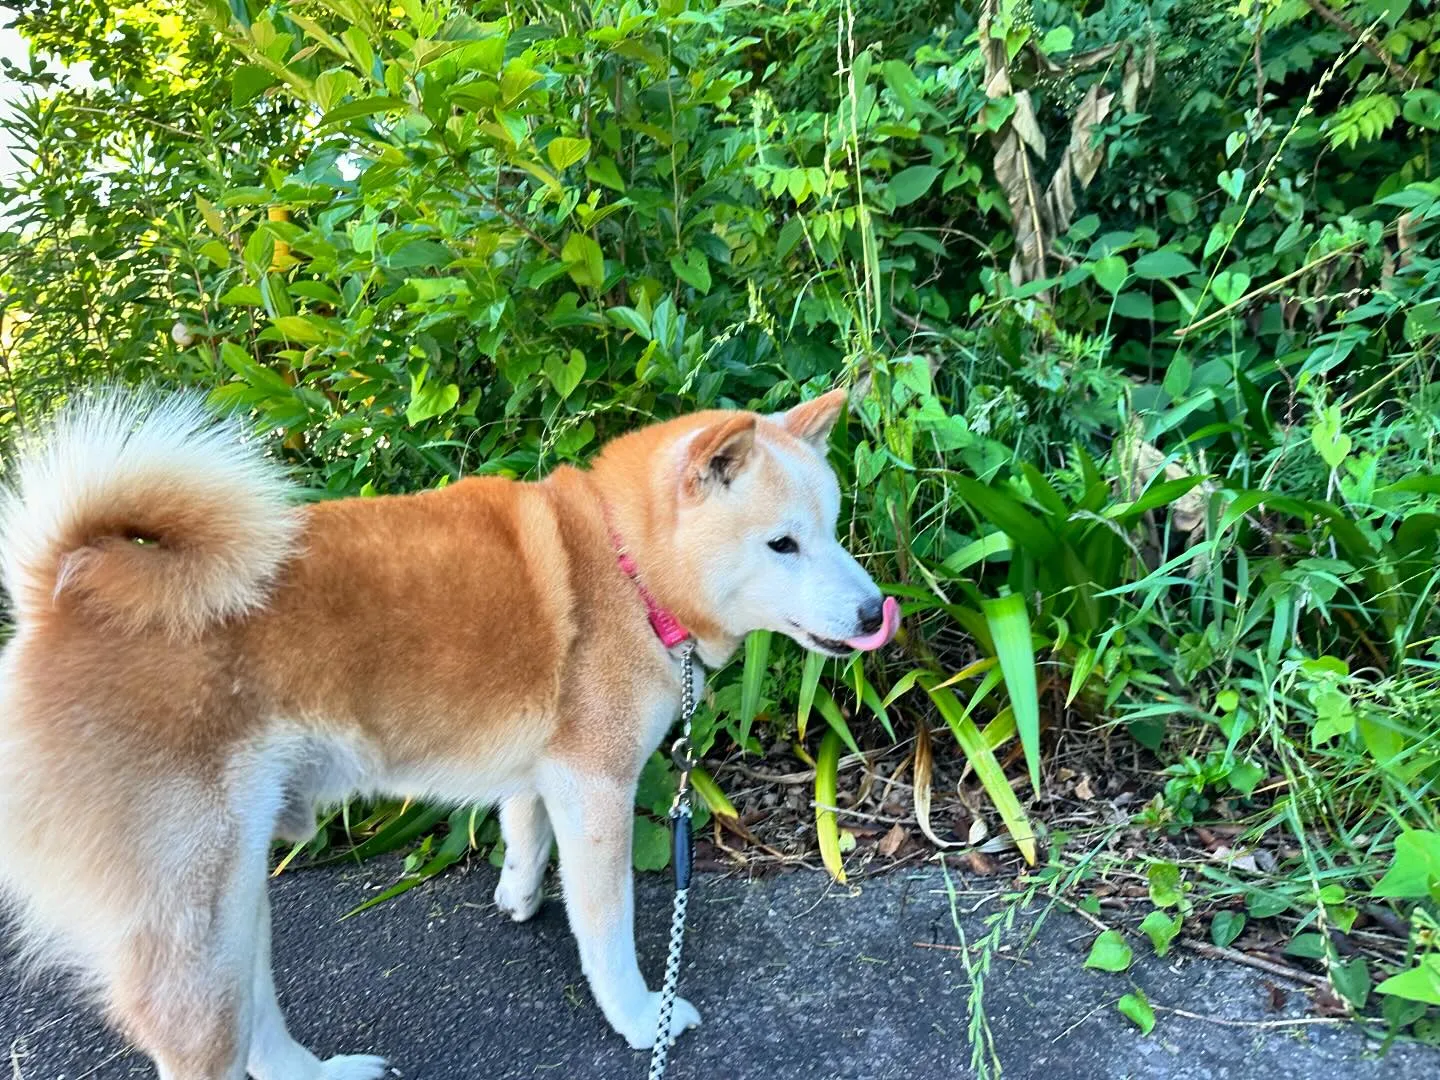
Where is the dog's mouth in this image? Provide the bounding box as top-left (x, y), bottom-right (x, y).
top-left (795, 598), bottom-right (901, 657)
top-left (805, 633), bottom-right (854, 656)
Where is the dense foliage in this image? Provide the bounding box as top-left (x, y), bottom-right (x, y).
top-left (2, 0), bottom-right (1438, 1047)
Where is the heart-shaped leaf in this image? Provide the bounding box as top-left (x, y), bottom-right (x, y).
top-left (406, 364), bottom-right (460, 426)
top-left (1091, 255), bottom-right (1128, 295)
top-left (670, 249), bottom-right (712, 294)
top-left (546, 136), bottom-right (592, 171)
top-left (1211, 269), bottom-right (1252, 307)
top-left (1118, 990), bottom-right (1156, 1034)
top-left (1218, 167), bottom-right (1246, 201)
top-left (1132, 249), bottom-right (1199, 280)
top-left (1085, 929), bottom-right (1133, 972)
top-left (1310, 405), bottom-right (1351, 469)
top-left (545, 349), bottom-right (587, 400)
top-left (562, 232), bottom-right (605, 289)
top-left (1210, 910), bottom-right (1246, 948)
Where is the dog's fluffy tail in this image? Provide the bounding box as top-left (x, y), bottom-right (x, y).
top-left (0, 392), bottom-right (300, 636)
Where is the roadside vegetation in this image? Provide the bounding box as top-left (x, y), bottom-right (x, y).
top-left (1, 0), bottom-right (1437, 1062)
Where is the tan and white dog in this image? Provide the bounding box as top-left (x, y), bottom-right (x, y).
top-left (0, 388), bottom-right (899, 1079)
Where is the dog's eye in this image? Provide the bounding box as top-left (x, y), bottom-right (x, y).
top-left (767, 536), bottom-right (799, 555)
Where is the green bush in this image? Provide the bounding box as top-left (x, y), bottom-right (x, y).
top-left (2, 0), bottom-right (1437, 1035)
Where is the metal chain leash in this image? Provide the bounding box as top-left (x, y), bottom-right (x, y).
top-left (647, 640), bottom-right (697, 1080)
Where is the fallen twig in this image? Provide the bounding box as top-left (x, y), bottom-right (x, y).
top-left (1178, 936), bottom-right (1327, 988)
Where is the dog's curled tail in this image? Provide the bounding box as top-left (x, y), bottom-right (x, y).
top-left (0, 393), bottom-right (300, 636)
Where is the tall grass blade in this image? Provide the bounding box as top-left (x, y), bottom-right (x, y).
top-left (923, 677), bottom-right (1038, 864)
top-left (690, 765), bottom-right (738, 820)
top-left (982, 591), bottom-right (1043, 796)
top-left (738, 629), bottom-right (772, 752)
top-left (815, 728), bottom-right (847, 882)
top-left (813, 684), bottom-right (862, 757)
top-left (796, 647), bottom-right (826, 741)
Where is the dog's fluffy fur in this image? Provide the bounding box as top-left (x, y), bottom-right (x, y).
top-left (0, 389), bottom-right (886, 1079)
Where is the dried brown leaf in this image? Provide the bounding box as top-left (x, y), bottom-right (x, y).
top-left (913, 721), bottom-right (960, 849)
top-left (878, 823), bottom-right (907, 858)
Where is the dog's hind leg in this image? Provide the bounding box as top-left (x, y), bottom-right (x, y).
top-left (493, 791), bottom-right (553, 922)
top-left (106, 856), bottom-right (263, 1080)
top-left (247, 889), bottom-right (387, 1080)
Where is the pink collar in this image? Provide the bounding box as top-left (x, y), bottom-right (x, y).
top-left (609, 527), bottom-right (691, 649)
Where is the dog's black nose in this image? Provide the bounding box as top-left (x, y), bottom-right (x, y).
top-left (857, 597), bottom-right (885, 635)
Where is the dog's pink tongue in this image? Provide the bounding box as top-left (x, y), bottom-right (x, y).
top-left (846, 596), bottom-right (900, 652)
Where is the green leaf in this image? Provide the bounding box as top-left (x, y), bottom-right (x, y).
top-left (981, 591), bottom-right (1041, 796)
top-left (1132, 250), bottom-right (1199, 280)
top-left (318, 95), bottom-right (409, 128)
top-left (738, 630), bottom-right (772, 753)
top-left (1091, 255), bottom-right (1128, 295)
top-left (889, 165), bottom-right (941, 207)
top-left (632, 815), bottom-right (671, 871)
top-left (1332, 956), bottom-right (1371, 1008)
top-left (922, 679), bottom-right (1037, 864)
top-left (812, 684), bottom-right (861, 758)
top-left (562, 232), bottom-right (605, 288)
top-left (816, 728), bottom-right (846, 883)
top-left (1117, 990), bottom-right (1156, 1034)
top-left (272, 314), bottom-right (327, 345)
top-left (544, 348), bottom-right (586, 400)
top-left (1085, 929), bottom-right (1133, 972)
top-left (1210, 270), bottom-right (1252, 307)
top-left (1113, 292), bottom-right (1154, 319)
top-left (1376, 956), bottom-right (1440, 1006)
top-left (1039, 26), bottom-right (1074, 54)
top-left (1148, 861), bottom-right (1184, 909)
top-left (199, 239), bottom-right (231, 268)
top-left (1140, 910), bottom-right (1182, 957)
top-left (405, 366), bottom-right (460, 427)
top-left (796, 649), bottom-right (825, 742)
top-left (941, 531), bottom-right (1011, 575)
top-left (1310, 405), bottom-right (1351, 470)
top-left (232, 64), bottom-right (275, 107)
top-left (1372, 830), bottom-right (1440, 899)
top-left (1210, 911), bottom-right (1245, 948)
top-left (670, 249), bottom-right (712, 294)
top-left (1218, 168), bottom-right (1245, 201)
top-left (546, 136), bottom-right (592, 171)
top-left (585, 156), bottom-right (626, 192)
top-left (1402, 88), bottom-right (1440, 130)
top-left (606, 306), bottom-right (651, 339)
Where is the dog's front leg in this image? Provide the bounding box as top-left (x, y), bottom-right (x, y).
top-left (538, 760), bottom-right (701, 1049)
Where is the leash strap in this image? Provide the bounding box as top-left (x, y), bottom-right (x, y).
top-left (647, 641), bottom-right (697, 1080)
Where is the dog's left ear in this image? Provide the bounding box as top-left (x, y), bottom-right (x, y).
top-left (683, 413), bottom-right (757, 499)
top-left (768, 388), bottom-right (849, 452)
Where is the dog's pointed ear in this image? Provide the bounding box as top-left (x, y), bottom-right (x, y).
top-left (683, 413), bottom-right (756, 498)
top-left (769, 388), bottom-right (849, 452)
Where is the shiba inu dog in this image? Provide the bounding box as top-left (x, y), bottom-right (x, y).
top-left (0, 388), bottom-right (899, 1079)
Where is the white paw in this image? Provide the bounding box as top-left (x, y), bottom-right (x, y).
top-left (621, 993), bottom-right (702, 1050)
top-left (320, 1054), bottom-right (388, 1079)
top-left (494, 875), bottom-right (544, 922)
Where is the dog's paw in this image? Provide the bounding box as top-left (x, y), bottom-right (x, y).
top-left (621, 993), bottom-right (702, 1050)
top-left (493, 876), bottom-right (544, 922)
top-left (320, 1053), bottom-right (388, 1079)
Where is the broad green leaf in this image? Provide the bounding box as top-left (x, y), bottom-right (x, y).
top-left (1117, 990), bottom-right (1156, 1034)
top-left (690, 766), bottom-right (737, 820)
top-left (1132, 250), bottom-right (1199, 280)
top-left (941, 531), bottom-right (1011, 575)
top-left (670, 249), bottom-right (711, 294)
top-left (1376, 956), bottom-right (1440, 1006)
top-left (816, 729), bottom-right (846, 883)
top-left (1091, 255), bottom-right (1128, 295)
top-left (544, 349), bottom-right (586, 400)
top-left (318, 95), bottom-right (409, 127)
top-left (632, 815), bottom-right (671, 871)
top-left (813, 684), bottom-right (862, 758)
top-left (1148, 861), bottom-right (1184, 909)
top-left (546, 136), bottom-right (592, 171)
top-left (1372, 830), bottom-right (1440, 899)
top-left (1085, 929), bottom-right (1133, 972)
top-left (1140, 909), bottom-right (1182, 956)
top-left (889, 165), bottom-right (941, 207)
top-left (981, 591), bottom-right (1041, 795)
top-left (232, 64), bottom-right (275, 107)
top-left (272, 314), bottom-right (327, 344)
top-left (406, 365), bottom-right (460, 426)
top-left (585, 156), bottom-right (625, 191)
top-left (1210, 910), bottom-right (1245, 948)
top-left (562, 232), bottom-right (605, 288)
